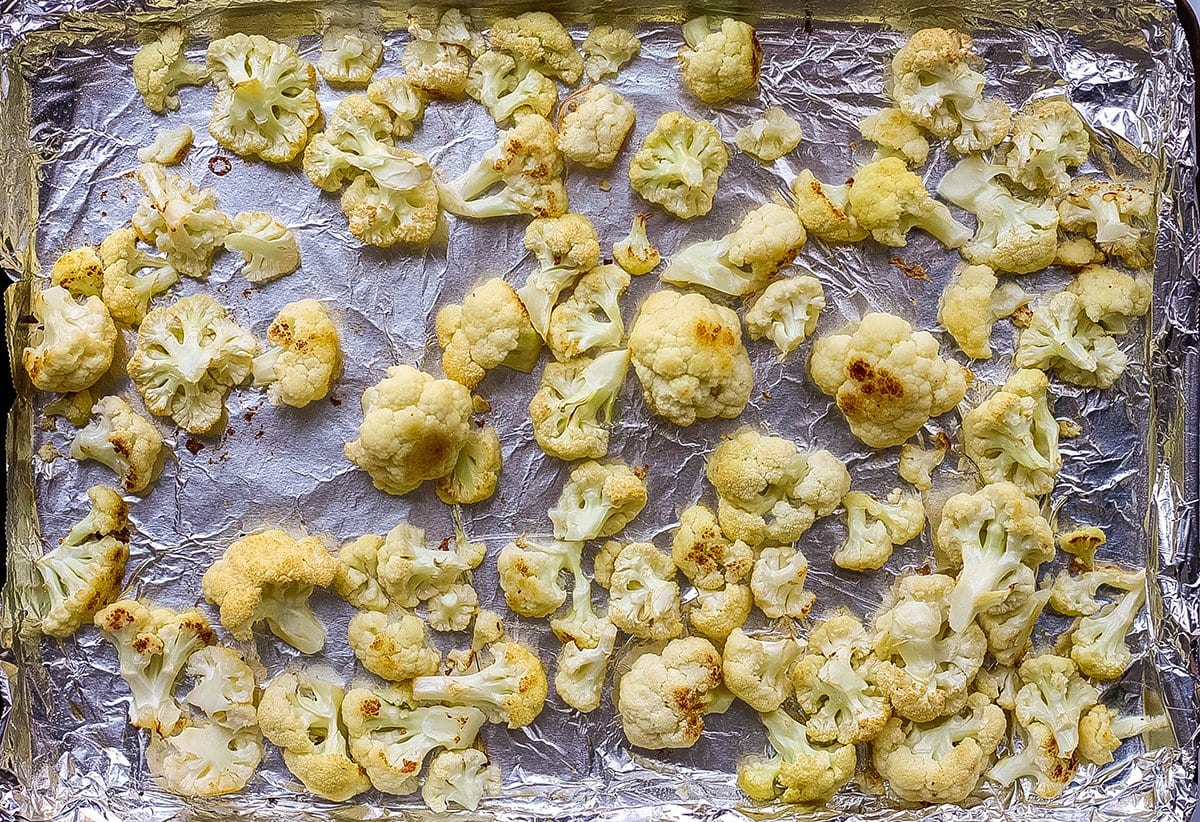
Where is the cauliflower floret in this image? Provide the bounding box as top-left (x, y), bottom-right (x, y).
top-left (435, 425), bottom-right (502, 505)
top-left (1077, 704), bottom-right (1169, 766)
top-left (627, 289), bottom-right (753, 426)
top-left (735, 107), bottom-right (804, 163)
top-left (70, 396), bottom-right (164, 493)
top-left (366, 76), bottom-right (427, 138)
top-left (132, 26), bottom-right (208, 113)
top-left (1069, 580), bottom-right (1146, 680)
top-left (860, 107), bottom-right (930, 166)
top-left (988, 720), bottom-right (1078, 799)
top-left (555, 620), bottom-right (618, 713)
top-left (672, 504), bottom-right (754, 591)
top-left (738, 707), bottom-right (856, 804)
top-left (317, 28), bottom-right (383, 86)
top-left (872, 691), bottom-right (1006, 804)
top-left (1014, 291), bottom-right (1128, 388)
top-left (33, 485), bottom-right (129, 638)
top-left (466, 51), bottom-right (557, 125)
top-left (411, 641), bottom-right (549, 728)
top-left (126, 294), bottom-right (256, 434)
top-left (890, 28), bottom-right (1011, 153)
top-left (489, 12), bottom-right (584, 85)
top-left (437, 277), bottom-right (540, 389)
top-left (138, 124), bottom-right (195, 165)
top-left (401, 8), bottom-right (477, 98)
top-left (834, 488), bottom-right (925, 572)
top-left (439, 114), bottom-right (568, 220)
top-left (1065, 264), bottom-right (1151, 334)
top-left (613, 213), bottom-right (661, 276)
top-left (1059, 525), bottom-right (1106, 570)
top-left (898, 434), bottom-right (949, 491)
top-left (608, 541), bottom-right (683, 640)
top-left (94, 599), bottom-right (216, 734)
top-left (497, 537), bottom-right (583, 618)
top-left (808, 311), bottom-right (969, 448)
top-left (345, 365), bottom-right (473, 496)
top-left (1058, 179), bottom-right (1155, 268)
top-left (751, 544), bottom-right (816, 620)
top-left (872, 574), bottom-right (987, 722)
top-left (426, 583), bottom-right (480, 632)
top-left (557, 84), bottom-right (637, 169)
top-left (131, 163), bottom-right (232, 279)
top-left (961, 369), bottom-right (1061, 496)
top-left (617, 636), bottom-right (724, 749)
top-left (530, 349), bottom-right (630, 460)
top-left (201, 529), bottom-right (338, 653)
top-left (348, 610), bottom-right (441, 682)
top-left (689, 583), bottom-right (752, 641)
top-left (629, 112), bottom-right (729, 219)
top-left (336, 522), bottom-right (483, 610)
top-left (939, 263), bottom-right (1030, 359)
top-left (206, 33), bottom-right (321, 163)
top-left (744, 275), bottom-right (826, 357)
top-left (342, 684), bottom-right (487, 795)
top-left (582, 25), bottom-right (640, 82)
top-left (1048, 563), bottom-right (1143, 617)
top-left (223, 211), bottom-right (300, 283)
top-left (1006, 98), bottom-right (1090, 195)
top-left (549, 459), bottom-right (648, 541)
top-left (791, 612), bottom-right (891, 744)
top-left (661, 203), bottom-right (806, 296)
top-left (723, 628), bottom-right (802, 712)
top-left (938, 156), bottom-right (1060, 274)
top-left (936, 482), bottom-right (1054, 631)
top-left (849, 157), bottom-right (972, 248)
top-left (791, 170), bottom-right (869, 244)
top-left (256, 672), bottom-right (368, 801)
top-left (1014, 654), bottom-right (1099, 755)
top-left (547, 264), bottom-right (630, 361)
top-left (251, 299), bottom-right (341, 409)
top-left (679, 16), bottom-right (761, 104)
top-left (978, 586), bottom-right (1052, 667)
top-left (23, 286), bottom-right (116, 394)
top-left (422, 748), bottom-right (501, 812)
top-left (50, 246), bottom-right (103, 298)
top-left (98, 227), bottom-right (179, 326)
top-left (516, 212), bottom-right (602, 339)
top-left (707, 428), bottom-right (851, 546)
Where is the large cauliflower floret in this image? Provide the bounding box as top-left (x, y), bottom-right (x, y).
top-left (607, 541), bottom-right (683, 641)
top-left (1006, 98), bottom-right (1090, 195)
top-left (989, 720), bottom-right (1078, 799)
top-left (791, 612), bottom-right (892, 745)
top-left (530, 349), bottom-right (630, 460)
top-left (661, 203), bottom-right (806, 297)
top-left (938, 156), bottom-right (1060, 274)
top-left (1069, 579), bottom-right (1146, 680)
top-left (497, 537), bottom-right (583, 618)
top-left (679, 16), bottom-right (762, 104)
top-left (1058, 179), bottom-right (1155, 269)
top-left (366, 76), bottom-right (427, 138)
top-left (738, 707), bottom-right (857, 805)
top-left (555, 620), bottom-right (618, 713)
top-left (347, 610), bottom-right (441, 682)
top-left (490, 12), bottom-right (584, 85)
top-left (706, 429), bottom-right (851, 546)
top-left (834, 488), bottom-right (925, 572)
top-left (516, 212), bottom-right (602, 340)
top-left (848, 157), bottom-right (972, 248)
top-left (1065, 264), bottom-right (1151, 334)
top-left (938, 263), bottom-right (1029, 359)
top-left (435, 425), bottom-right (502, 505)
top-left (936, 482), bottom-right (1055, 632)
top-left (205, 33), bottom-right (321, 163)
top-left (809, 311), bottom-right (969, 448)
top-left (791, 170), bottom-right (869, 244)
top-left (223, 211), bottom-right (300, 283)
top-left (23, 286), bottom-right (116, 394)
top-left (613, 213), bottom-right (662, 276)
top-left (547, 264), bottom-right (629, 362)
top-left (251, 299), bottom-right (341, 409)
top-left (890, 28), bottom-right (1012, 153)
top-left (438, 114), bottom-right (568, 220)
top-left (672, 504), bottom-right (754, 591)
top-left (582, 25), bottom-right (641, 82)
top-left (872, 691), bottom-right (1007, 804)
top-left (317, 28), bottom-right (383, 86)
top-left (50, 246), bottom-right (103, 298)
top-left (548, 459), bottom-right (648, 541)
top-left (126, 294), bottom-right (257, 434)
top-left (98, 227), bottom-right (179, 326)
top-left (402, 8), bottom-right (477, 98)
top-left (335, 522), bottom-right (484, 610)
top-left (962, 369), bottom-right (1061, 496)
top-left (627, 289), bottom-right (753, 426)
top-left (436, 277), bottom-right (540, 389)
top-left (132, 25), bottom-right (209, 113)
top-left (466, 51), bottom-right (557, 125)
top-left (1013, 654), bottom-right (1099, 756)
top-left (723, 628), bottom-right (802, 713)
top-left (202, 529), bottom-right (338, 653)
top-left (422, 748), bottom-right (502, 812)
top-left (871, 574), bottom-right (987, 722)
top-left (344, 365), bottom-right (473, 496)
top-left (1078, 704), bottom-right (1169, 766)
top-left (411, 641), bottom-right (549, 729)
top-left (616, 636), bottom-right (725, 750)
top-left (557, 84), bottom-right (637, 169)
top-left (70, 396), bottom-right (164, 493)
top-left (860, 107), bottom-right (930, 166)
top-left (94, 599), bottom-right (216, 735)
top-left (1014, 292), bottom-right (1128, 388)
top-left (735, 107), bottom-right (804, 163)
top-left (629, 112), bottom-right (729, 220)
top-left (744, 275), bottom-right (826, 357)
top-left (34, 485), bottom-right (129, 638)
top-left (131, 164), bottom-right (232, 279)
top-left (751, 544), bottom-right (816, 620)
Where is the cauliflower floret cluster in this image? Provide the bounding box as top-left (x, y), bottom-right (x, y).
top-left (834, 488), bottom-right (924, 571)
top-left (679, 16), bottom-right (761, 104)
top-left (133, 26), bottom-right (208, 113)
top-left (751, 544), bottom-right (816, 620)
top-left (70, 396), bottom-right (165, 493)
top-left (557, 84), bottom-right (637, 170)
top-left (367, 75), bottom-right (427, 138)
top-left (898, 434), bottom-right (949, 491)
top-left (435, 425), bottom-right (502, 505)
top-left (938, 263), bottom-right (1029, 359)
top-left (530, 348), bottom-right (630, 460)
top-left (489, 12), bottom-right (584, 85)
top-left (547, 264), bottom-right (630, 362)
top-left (251, 299), bottom-right (341, 408)
top-left (50, 246), bottom-right (103, 298)
top-left (1005, 98), bottom-right (1090, 194)
top-left (1065, 264), bottom-right (1151, 333)
top-left (436, 277), bottom-right (540, 388)
top-left (1058, 179), bottom-right (1155, 268)
top-left (23, 286), bottom-right (117, 394)
top-left (138, 124), bottom-right (195, 165)
top-left (411, 640), bottom-right (549, 728)
top-left (613, 213), bottom-right (661, 275)
top-left (735, 108), bottom-right (804, 163)
top-left (606, 540), bottom-right (683, 640)
top-left (961, 368), bottom-right (1062, 496)
top-left (723, 628), bottom-right (802, 713)
top-left (617, 636), bottom-right (725, 749)
top-left (848, 157), bottom-right (972, 248)
top-left (402, 8), bottom-right (479, 98)
top-left (738, 707), bottom-right (857, 805)
top-left (497, 537), bottom-right (583, 618)
top-left (629, 112), bottom-right (729, 219)
top-left (317, 28), bottom-right (383, 86)
top-left (1014, 291), bottom-right (1132, 388)
top-left (859, 107), bottom-right (930, 166)
top-left (132, 163), bottom-right (232, 279)
top-left (466, 51), bottom-right (557, 125)
top-left (422, 748), bottom-right (501, 812)
top-left (516, 212), bottom-right (602, 340)
top-left (744, 275), bottom-right (826, 356)
top-left (347, 610), bottom-right (441, 682)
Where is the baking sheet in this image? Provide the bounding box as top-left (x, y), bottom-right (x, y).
top-left (1, 1), bottom-right (1198, 820)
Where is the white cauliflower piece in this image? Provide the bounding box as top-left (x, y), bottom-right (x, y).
top-left (791, 169), bottom-right (869, 244)
top-left (898, 435), bottom-right (949, 491)
top-left (558, 84), bottom-right (637, 169)
top-left (1065, 264), bottom-right (1151, 334)
top-left (735, 108), bottom-right (804, 162)
top-left (465, 51), bottom-right (557, 125)
top-left (679, 16), bottom-right (761, 104)
top-left (516, 212), bottom-right (602, 341)
top-left (23, 286), bottom-right (116, 394)
top-left (617, 636), bottom-right (725, 749)
top-left (1058, 179), bottom-right (1155, 268)
top-left (426, 583), bottom-right (480, 632)
top-left (548, 459), bottom-right (648, 541)
top-left (529, 348), bottom-right (630, 461)
top-left (421, 748), bottom-right (501, 812)
top-left (582, 25), bottom-right (641, 82)
top-left (489, 12), bottom-right (584, 85)
top-left (251, 299), bottom-right (341, 409)
top-left (1006, 98), bottom-right (1090, 195)
top-left (791, 612), bottom-right (891, 744)
top-left (555, 620), bottom-right (618, 713)
top-left (98, 228), bottom-right (178, 326)
top-left (1014, 292), bottom-right (1128, 388)
top-left (629, 112), bottom-right (729, 220)
top-left (131, 163), bottom-right (231, 279)
top-left (834, 489), bottom-right (925, 572)
top-left (317, 29), bottom-right (383, 86)
top-left (860, 107), bottom-right (930, 166)
top-left (132, 26), bottom-right (208, 113)
top-left (401, 8), bottom-right (477, 98)
top-left (939, 263), bottom-right (1030, 359)
top-left (751, 544), bottom-right (816, 620)
top-left (744, 275), bottom-right (826, 356)
top-left (347, 610), bottom-right (441, 682)
top-left (671, 504), bottom-right (754, 591)
top-left (223, 211), bottom-right (300, 283)
top-left (961, 369), bottom-right (1061, 496)
top-left (547, 264), bottom-right (629, 361)
top-left (137, 125), bottom-right (194, 165)
top-left (436, 277), bottom-right (540, 388)
top-left (435, 425), bottom-right (502, 506)
top-left (70, 396), bottom-right (164, 493)
top-left (607, 541), bottom-right (683, 640)
top-left (613, 213), bottom-right (661, 276)
top-left (723, 628), bottom-right (803, 712)
top-left (366, 76), bottom-right (427, 138)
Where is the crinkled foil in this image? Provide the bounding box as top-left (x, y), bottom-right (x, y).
top-left (2, 1), bottom-right (1198, 820)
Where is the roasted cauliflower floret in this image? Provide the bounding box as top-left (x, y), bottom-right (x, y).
top-left (1014, 291), bottom-right (1129, 388)
top-left (50, 246), bottom-right (103, 298)
top-left (848, 157), bottom-right (971, 248)
top-left (223, 211), bottom-right (300, 283)
top-left (898, 435), bottom-right (949, 491)
top-left (744, 275), bottom-right (826, 357)
top-left (616, 636), bottom-right (725, 750)
top-left (317, 28), bottom-right (383, 86)
top-left (422, 748), bottom-right (502, 812)
top-left (735, 107), bottom-right (804, 163)
top-left (671, 503), bottom-right (754, 591)
top-left (137, 124), bottom-right (195, 165)
top-left (978, 587), bottom-right (1052, 667)
top-left (860, 107), bottom-right (930, 166)
top-left (961, 369), bottom-right (1061, 496)
top-left (426, 582), bottom-right (481, 632)
top-left (23, 286), bottom-right (116, 394)
top-left (613, 213), bottom-right (661, 276)
top-left (347, 610), bottom-right (441, 682)
top-left (547, 264), bottom-right (630, 361)
top-left (751, 544), bottom-right (816, 620)
top-left (607, 540), bottom-right (683, 640)
top-left (131, 163), bottom-right (232, 279)
top-left (435, 425), bottom-right (502, 505)
top-left (98, 227), bottom-right (179, 325)
top-left (1013, 654), bottom-right (1099, 756)
top-left (723, 629), bottom-right (802, 713)
top-left (411, 641), bottom-right (549, 728)
top-left (939, 263), bottom-right (1029, 359)
top-left (582, 25), bottom-right (641, 82)
top-left (133, 26), bottom-right (208, 113)
top-left (679, 16), bottom-right (761, 104)
top-left (1006, 98), bottom-right (1090, 195)
top-left (549, 459), bottom-right (648, 541)
top-left (629, 112), bottom-right (729, 219)
top-left (1058, 179), bottom-right (1155, 269)
top-left (466, 50), bottom-right (557, 125)
top-left (335, 522), bottom-right (484, 610)
top-left (436, 277), bottom-right (540, 388)
top-left (557, 84), bottom-right (637, 169)
top-left (791, 612), bottom-right (891, 744)
top-left (988, 720), bottom-right (1078, 799)
top-left (366, 75), bottom-right (427, 138)
top-left (497, 536), bottom-right (582, 618)
top-left (1069, 580), bottom-right (1146, 680)
top-left (1065, 264), bottom-right (1151, 334)
top-left (1048, 564), bottom-right (1143, 617)
top-left (555, 619), bottom-right (618, 713)
top-left (70, 396), bottom-right (164, 493)
top-left (516, 212), bottom-right (601, 339)
top-left (530, 348), bottom-right (630, 461)
top-left (251, 299), bottom-right (341, 409)
top-left (834, 488), bottom-right (925, 572)
top-left (402, 8), bottom-right (477, 98)
top-left (1077, 704), bottom-right (1169, 766)
top-left (791, 170), bottom-right (869, 244)
top-left (738, 707), bottom-right (857, 805)
top-left (489, 12), bottom-right (584, 85)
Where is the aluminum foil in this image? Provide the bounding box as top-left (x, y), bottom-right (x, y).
top-left (2, 1), bottom-right (1198, 820)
